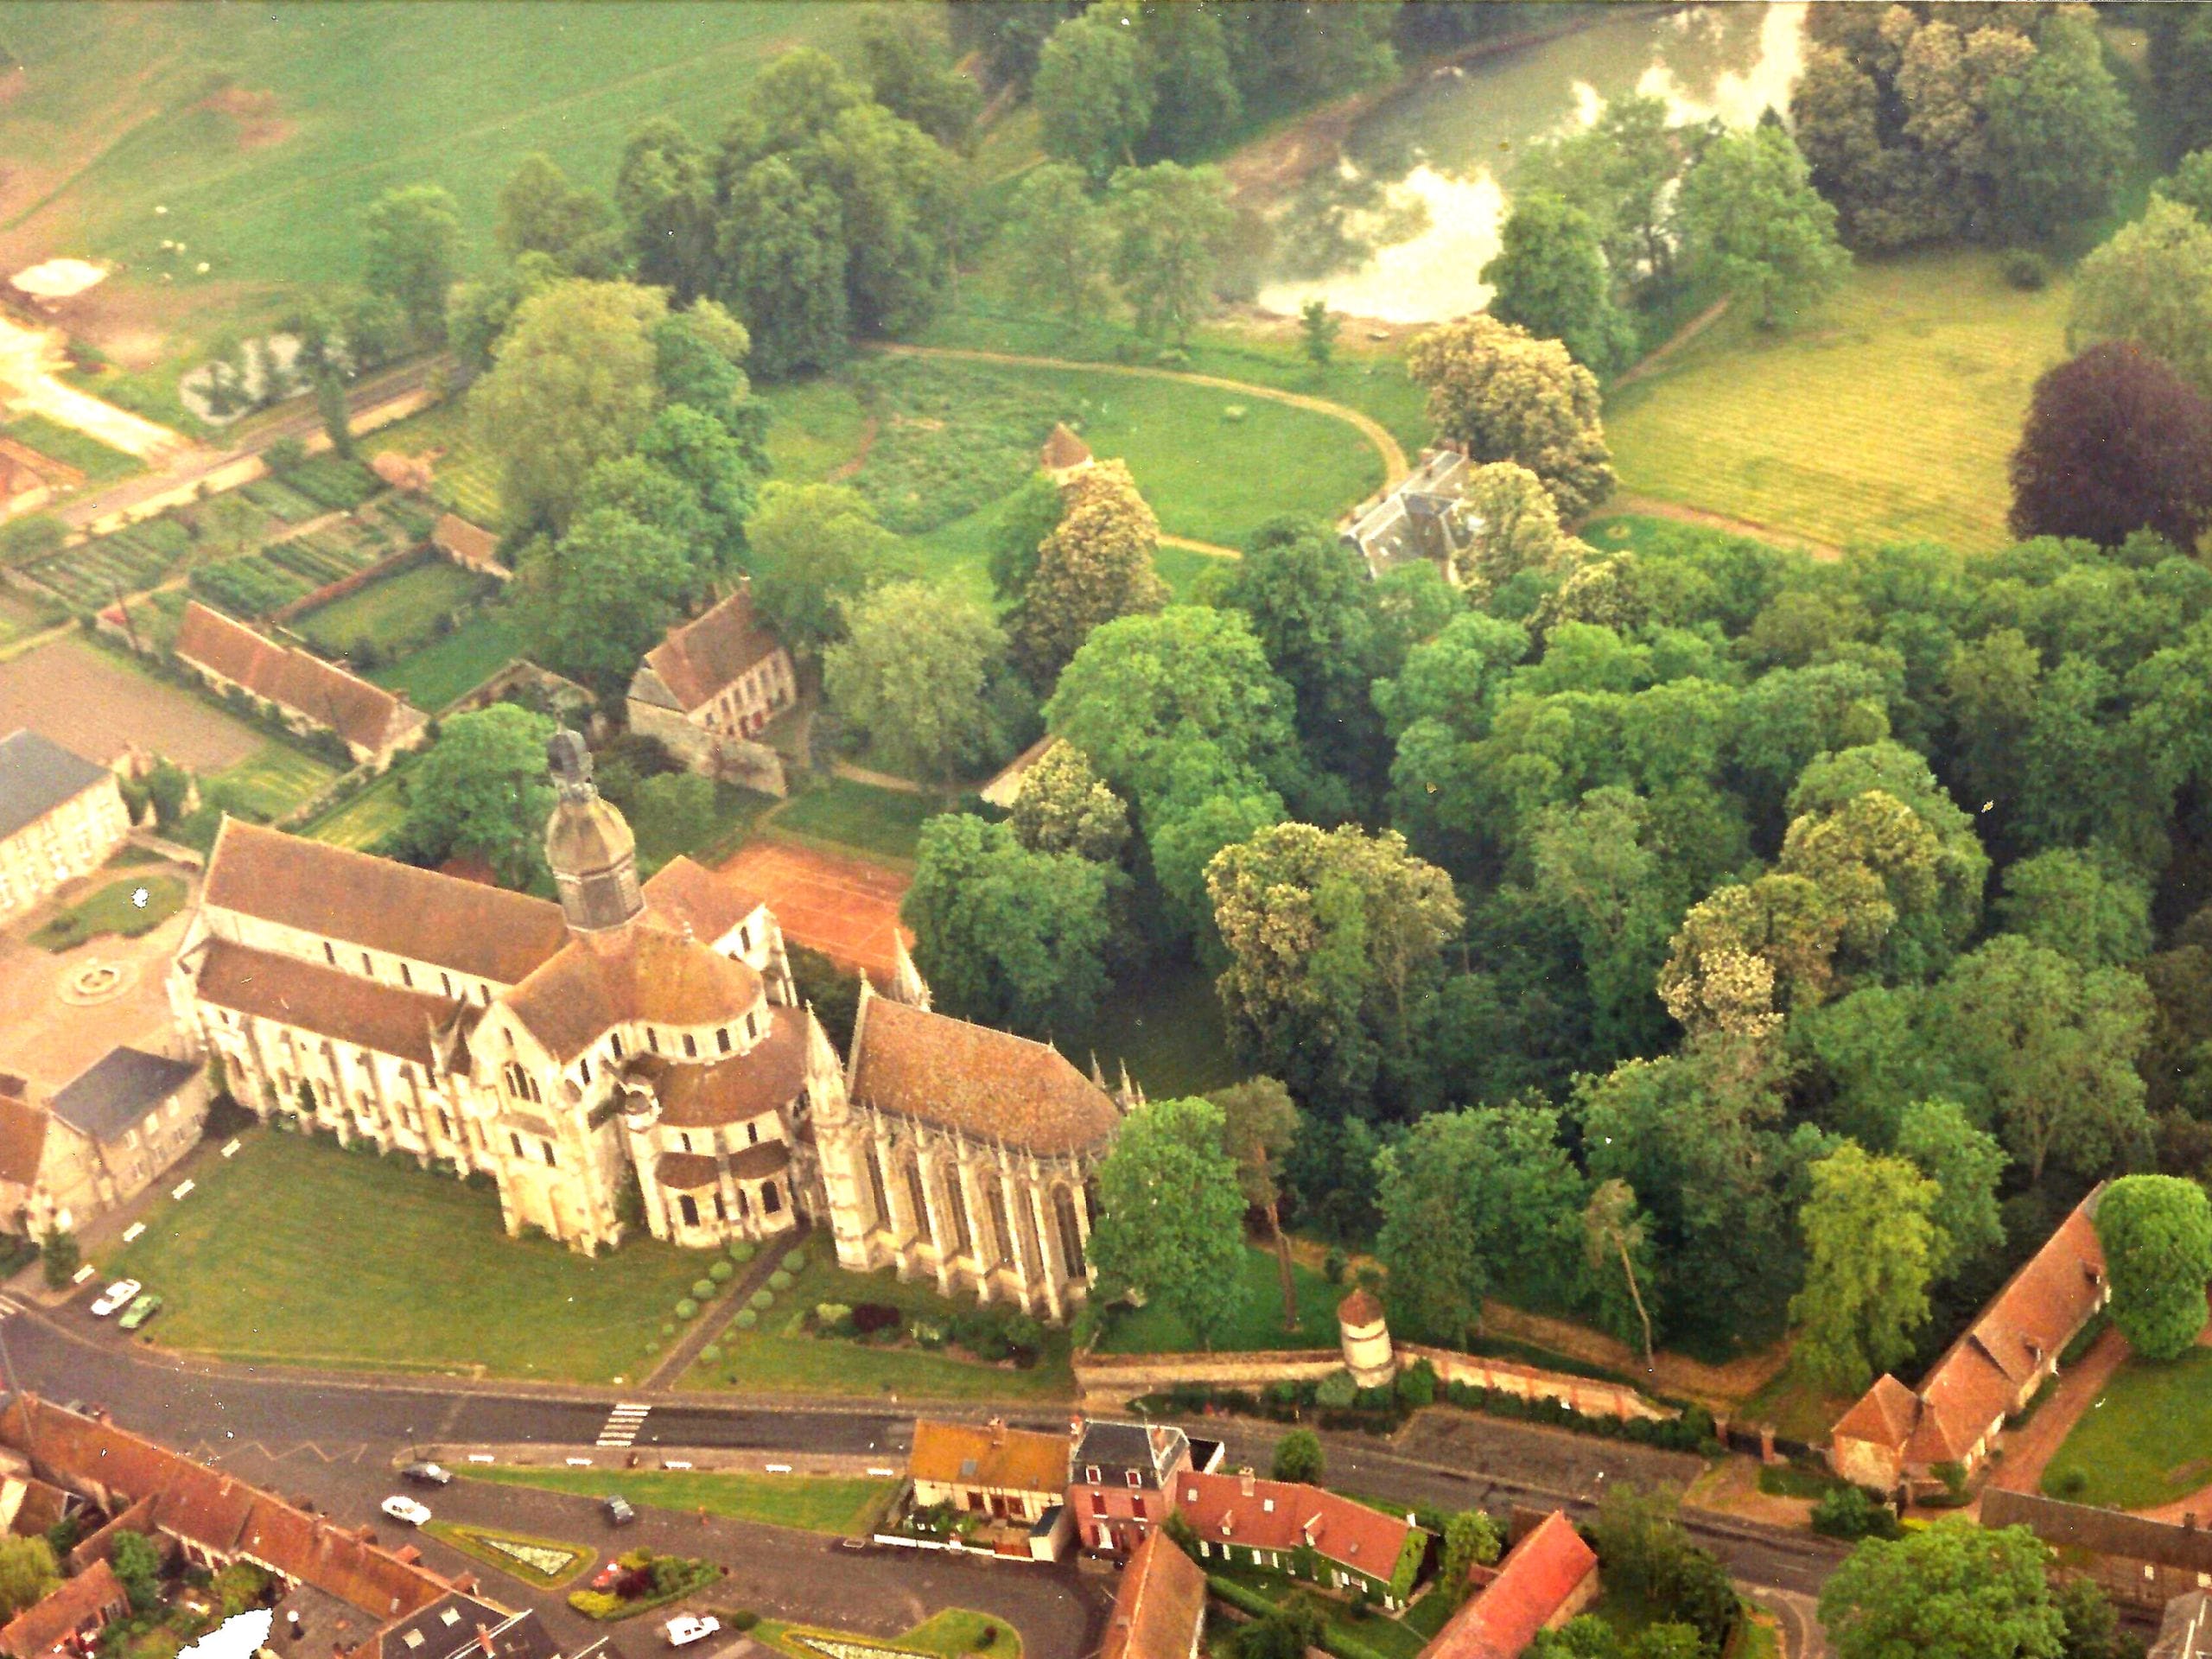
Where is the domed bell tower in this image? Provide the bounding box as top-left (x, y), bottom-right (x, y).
top-left (545, 729), bottom-right (644, 932)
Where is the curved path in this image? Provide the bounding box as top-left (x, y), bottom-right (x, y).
top-left (869, 342), bottom-right (1412, 550)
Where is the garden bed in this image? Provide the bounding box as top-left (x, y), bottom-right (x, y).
top-left (566, 1549), bottom-right (721, 1620)
top-left (423, 1522), bottom-right (593, 1589)
top-left (30, 873), bottom-right (187, 951)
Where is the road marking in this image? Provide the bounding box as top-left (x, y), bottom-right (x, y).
top-left (221, 1140), bottom-right (241, 1158)
top-left (595, 1402), bottom-right (651, 1447)
top-left (867, 1466), bottom-right (898, 1478)
top-left (121, 1223), bottom-right (144, 1243)
top-left (72, 1264), bottom-right (95, 1284)
top-left (171, 1179), bottom-right (194, 1200)
top-left (467, 1454), bottom-right (494, 1464)
top-left (566, 1456), bottom-right (594, 1467)
top-left (0, 1295), bottom-right (22, 1318)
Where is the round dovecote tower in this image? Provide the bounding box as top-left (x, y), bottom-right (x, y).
top-left (544, 729), bottom-right (644, 932)
top-left (1337, 1287), bottom-right (1396, 1389)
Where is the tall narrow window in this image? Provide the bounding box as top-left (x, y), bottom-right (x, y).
top-left (679, 1195), bottom-right (699, 1228)
top-left (683, 1032), bottom-right (696, 1058)
top-left (762, 1182), bottom-right (781, 1215)
top-left (717, 1028), bottom-right (731, 1055)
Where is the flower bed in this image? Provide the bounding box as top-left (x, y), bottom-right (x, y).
top-left (423, 1521), bottom-right (593, 1589)
top-left (566, 1550), bottom-right (721, 1620)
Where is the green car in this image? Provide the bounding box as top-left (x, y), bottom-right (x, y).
top-left (116, 1294), bottom-right (162, 1332)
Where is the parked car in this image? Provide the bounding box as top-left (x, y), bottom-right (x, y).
top-left (116, 1294), bottom-right (162, 1332)
top-left (399, 1462), bottom-right (453, 1487)
top-left (664, 1618), bottom-right (720, 1649)
top-left (380, 1497), bottom-right (432, 1527)
top-left (89, 1280), bottom-right (140, 1318)
top-left (602, 1496), bottom-right (637, 1528)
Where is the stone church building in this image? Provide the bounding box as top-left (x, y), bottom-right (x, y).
top-left (168, 732), bottom-right (1120, 1319)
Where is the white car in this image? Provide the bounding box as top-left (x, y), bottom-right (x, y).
top-left (380, 1496), bottom-right (432, 1527)
top-left (89, 1280), bottom-right (141, 1318)
top-left (664, 1618), bottom-right (721, 1649)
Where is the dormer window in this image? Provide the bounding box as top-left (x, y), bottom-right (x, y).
top-left (1125, 1470), bottom-right (1141, 1488)
top-left (1086, 1466), bottom-right (1101, 1485)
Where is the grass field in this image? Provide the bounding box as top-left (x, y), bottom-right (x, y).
top-left (757, 1612), bottom-right (1021, 1659)
top-left (3, 414), bottom-right (141, 484)
top-left (103, 1130), bottom-right (708, 1382)
top-left (29, 872), bottom-right (186, 951)
top-left (465, 1466), bottom-right (895, 1537)
top-left (2040, 1349), bottom-right (2212, 1510)
top-left (422, 1522), bottom-right (593, 1590)
top-left (296, 562), bottom-right (488, 657)
top-left (767, 780), bottom-right (949, 865)
top-left (683, 1246), bottom-right (1074, 1402)
top-left (1095, 1243), bottom-right (1343, 1355)
top-left (760, 379), bottom-right (872, 485)
top-left (301, 771), bottom-right (406, 849)
top-left (366, 606), bottom-right (524, 711)
top-left (207, 741), bottom-right (340, 821)
top-left (1607, 249), bottom-right (2071, 552)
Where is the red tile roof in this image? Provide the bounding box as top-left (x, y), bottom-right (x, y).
top-left (654, 1007), bottom-right (805, 1127)
top-left (193, 938), bottom-right (459, 1067)
top-left (1102, 1531), bottom-right (1206, 1659)
top-left (0, 1560), bottom-right (127, 1659)
top-left (503, 923), bottom-right (763, 1063)
top-left (431, 516), bottom-right (499, 569)
top-left (640, 857), bottom-right (766, 948)
top-left (1421, 1512), bottom-right (1596, 1659)
top-left (849, 993), bottom-right (1119, 1156)
top-left (1338, 1288), bottom-right (1384, 1328)
top-left (204, 821), bottom-right (569, 988)
top-left (175, 603), bottom-right (420, 756)
top-left (1175, 1471), bottom-right (1418, 1583)
top-left (631, 587), bottom-right (786, 715)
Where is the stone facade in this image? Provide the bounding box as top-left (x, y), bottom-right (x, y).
top-left (172, 603), bottom-right (427, 770)
top-left (626, 585), bottom-right (795, 796)
top-left (0, 1051), bottom-right (210, 1236)
top-left (0, 732), bottom-right (130, 921)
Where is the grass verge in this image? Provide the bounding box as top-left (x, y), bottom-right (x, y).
top-left (422, 1521), bottom-right (593, 1589)
top-left (3, 415), bottom-right (143, 484)
top-left (31, 874), bottom-right (187, 952)
top-left (465, 1466), bottom-right (895, 1537)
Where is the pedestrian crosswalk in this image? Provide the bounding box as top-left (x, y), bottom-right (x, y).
top-left (596, 1402), bottom-right (651, 1447)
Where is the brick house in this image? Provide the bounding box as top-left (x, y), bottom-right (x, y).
top-left (1830, 1186), bottom-right (2109, 1496)
top-left (1071, 1421), bottom-right (1193, 1556)
top-left (1175, 1469), bottom-right (1427, 1609)
top-left (1102, 1531), bottom-right (1206, 1659)
top-left (173, 604), bottom-right (425, 770)
top-left (625, 585), bottom-right (794, 794)
top-left (0, 731), bottom-right (130, 920)
top-left (0, 1560), bottom-right (128, 1659)
top-left (1421, 1511), bottom-right (1599, 1659)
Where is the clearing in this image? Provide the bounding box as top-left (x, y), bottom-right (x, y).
top-left (0, 637), bottom-right (260, 770)
top-left (103, 1128), bottom-right (708, 1383)
top-left (1606, 249), bottom-right (2069, 553)
top-left (2039, 1346), bottom-right (2212, 1511)
top-left (463, 1466), bottom-right (896, 1537)
top-left (205, 741), bottom-right (340, 821)
top-left (299, 770), bottom-right (406, 850)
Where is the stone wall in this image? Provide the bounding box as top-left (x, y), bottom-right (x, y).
top-left (628, 699), bottom-right (789, 798)
top-left (1400, 1344), bottom-right (1671, 1423)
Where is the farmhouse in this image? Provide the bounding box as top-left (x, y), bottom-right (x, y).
top-left (1175, 1469), bottom-right (1425, 1609)
top-left (0, 1049), bottom-right (208, 1236)
top-left (1338, 447), bottom-right (1477, 582)
top-left (168, 729), bottom-right (1120, 1318)
top-left (625, 584), bottom-right (794, 794)
top-left (0, 730), bottom-right (130, 920)
top-left (1421, 1511), bottom-right (1599, 1659)
top-left (1101, 1531), bottom-right (1206, 1659)
top-left (1829, 1186), bottom-right (2109, 1496)
top-left (173, 603), bottom-right (425, 769)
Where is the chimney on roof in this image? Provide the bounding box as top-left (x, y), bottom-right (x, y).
top-left (988, 1418), bottom-right (1006, 1446)
top-left (2189, 1513), bottom-right (2199, 1531)
top-left (1238, 1468), bottom-right (1255, 1498)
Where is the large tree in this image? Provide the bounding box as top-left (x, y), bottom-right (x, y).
top-left (2094, 1173), bottom-right (2212, 1361)
top-left (902, 814), bottom-right (1113, 1033)
top-left (468, 278), bottom-right (665, 532)
top-left (1895, 1098), bottom-right (2006, 1286)
top-left (1088, 1096), bottom-right (1249, 1348)
top-left (362, 183), bottom-right (463, 346)
top-left (2008, 341), bottom-right (2212, 551)
top-left (1208, 823), bottom-right (1464, 1113)
top-left (1033, 3), bottom-right (1154, 184)
top-left (1995, 849), bottom-right (2154, 969)
top-left (391, 703), bottom-right (558, 890)
top-left (615, 118), bottom-right (719, 302)
top-left (518, 507), bottom-right (690, 697)
top-left (1819, 1523), bottom-right (2065, 1659)
top-left (824, 581), bottom-right (1009, 785)
top-left (1210, 1077), bottom-right (1302, 1331)
top-left (497, 153), bottom-right (623, 277)
top-left (745, 481), bottom-right (901, 661)
top-left (1675, 126), bottom-right (1849, 329)
top-left (1010, 459), bottom-right (1168, 688)
top-left (1983, 9), bottom-right (2136, 243)
top-left (0, 1539), bottom-right (57, 1622)
top-left (1008, 743), bottom-right (1129, 863)
top-left (1790, 1142), bottom-right (1943, 1394)
top-left (1404, 315), bottom-right (1615, 519)
top-left (2070, 196), bottom-right (2212, 404)
top-left (1482, 192), bottom-right (1637, 375)
top-left (1523, 91), bottom-right (1680, 287)
top-left (1110, 162), bottom-right (1234, 345)
top-left (856, 7), bottom-right (982, 151)
top-left (715, 155), bottom-right (850, 380)
top-left (1002, 162), bottom-right (1116, 323)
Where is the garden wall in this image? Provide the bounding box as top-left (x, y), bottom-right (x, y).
top-left (1400, 1344), bottom-right (1671, 1424)
top-left (269, 541), bottom-right (431, 626)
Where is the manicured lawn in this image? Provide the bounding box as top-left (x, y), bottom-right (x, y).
top-left (682, 1243), bottom-right (1075, 1402)
top-left (368, 606), bottom-right (525, 711)
top-left (207, 741), bottom-right (340, 820)
top-left (633, 781), bottom-right (774, 872)
top-left (1736, 1358), bottom-right (1855, 1449)
top-left (757, 1613), bottom-right (1022, 1659)
top-left (1606, 249), bottom-right (2070, 552)
top-left (767, 780), bottom-right (950, 865)
top-left (296, 562), bottom-right (489, 657)
top-left (1056, 959), bottom-right (1236, 1100)
top-left (422, 1522), bottom-right (593, 1589)
top-left (1401, 1591), bottom-right (1459, 1642)
top-left (29, 873), bottom-right (187, 951)
top-left (466, 1466), bottom-right (895, 1537)
top-left (301, 771), bottom-right (406, 850)
top-left (1211, 1562), bottom-right (1430, 1659)
top-left (2040, 1349), bottom-right (2212, 1510)
top-left (103, 1130), bottom-right (709, 1383)
top-left (3, 414), bottom-right (142, 484)
top-left (1096, 1243), bottom-right (1342, 1356)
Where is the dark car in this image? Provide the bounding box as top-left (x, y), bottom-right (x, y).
top-left (400, 1462), bottom-right (453, 1487)
top-left (603, 1496), bottom-right (637, 1528)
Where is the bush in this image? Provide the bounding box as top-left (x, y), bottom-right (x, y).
top-left (690, 1279), bottom-right (717, 1300)
top-left (659, 1322), bottom-right (676, 1339)
top-left (700, 1344), bottom-right (722, 1365)
top-left (40, 1230), bottom-right (79, 1290)
top-left (729, 1240), bottom-right (756, 1264)
top-left (567, 1592), bottom-right (622, 1619)
top-left (782, 1247), bottom-right (808, 1272)
top-left (816, 1302), bottom-right (854, 1334)
top-left (768, 1268), bottom-right (793, 1292)
top-left (675, 1299), bottom-right (699, 1320)
top-left (731, 1613), bottom-right (759, 1633)
top-left (2001, 248), bottom-right (2050, 290)
top-left (1324, 1248), bottom-right (1347, 1285)
top-left (734, 1308), bottom-right (758, 1330)
top-left (1812, 1484), bottom-right (1901, 1541)
top-left (709, 1261), bottom-right (735, 1283)
top-left (750, 1289), bottom-right (774, 1311)
top-left (1396, 1359), bottom-right (1437, 1408)
top-left (853, 1302), bottom-right (901, 1335)
top-left (1315, 1370), bottom-right (1359, 1409)
top-left (912, 1319), bottom-right (947, 1348)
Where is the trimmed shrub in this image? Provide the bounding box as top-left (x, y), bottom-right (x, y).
top-left (729, 1240), bottom-right (756, 1264)
top-left (768, 1269), bottom-right (793, 1292)
top-left (690, 1279), bottom-right (717, 1300)
top-left (659, 1322), bottom-right (676, 1339)
top-left (709, 1261), bottom-right (735, 1283)
top-left (734, 1308), bottom-right (758, 1330)
top-left (675, 1299), bottom-right (699, 1320)
top-left (750, 1288), bottom-right (774, 1311)
top-left (731, 1613), bottom-right (759, 1633)
top-left (782, 1247), bottom-right (808, 1273)
top-left (816, 1302), bottom-right (854, 1334)
top-left (2001, 248), bottom-right (2050, 290)
top-left (1396, 1359), bottom-right (1437, 1408)
top-left (700, 1344), bottom-right (722, 1366)
top-left (1315, 1370), bottom-right (1359, 1409)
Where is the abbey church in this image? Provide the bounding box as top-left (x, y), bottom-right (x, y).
top-left (167, 732), bottom-right (1122, 1320)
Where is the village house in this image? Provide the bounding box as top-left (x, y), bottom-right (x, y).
top-left (1338, 448), bottom-right (1478, 582)
top-left (1175, 1469), bottom-right (1426, 1610)
top-left (1421, 1510), bottom-right (1600, 1659)
top-left (0, 1050), bottom-right (208, 1236)
top-left (0, 731), bottom-right (130, 921)
top-left (1829, 1186), bottom-right (2109, 1497)
top-left (1070, 1421), bottom-right (1195, 1557)
top-left (0, 1560), bottom-right (128, 1659)
top-left (1982, 1489), bottom-right (2212, 1611)
top-left (168, 730), bottom-right (1120, 1319)
top-left (624, 584), bottom-right (794, 795)
top-left (909, 1418), bottom-right (1070, 1525)
top-left (173, 603), bottom-right (425, 770)
top-left (1101, 1531), bottom-right (1207, 1659)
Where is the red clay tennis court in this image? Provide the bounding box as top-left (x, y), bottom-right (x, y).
top-left (718, 837), bottom-right (914, 983)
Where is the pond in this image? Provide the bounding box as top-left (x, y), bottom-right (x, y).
top-left (1255, 3), bottom-right (1808, 324)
